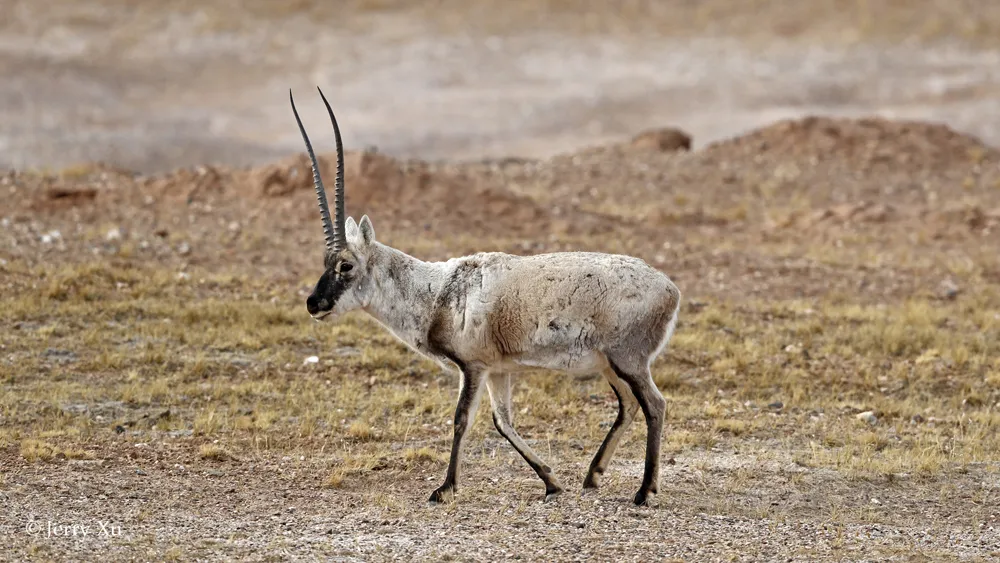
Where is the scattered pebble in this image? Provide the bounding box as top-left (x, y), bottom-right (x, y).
top-left (177, 241), bottom-right (192, 255)
top-left (304, 356), bottom-right (319, 365)
top-left (783, 343), bottom-right (803, 354)
top-left (856, 411), bottom-right (878, 425)
top-left (939, 278), bottom-right (960, 300)
top-left (911, 414), bottom-right (925, 424)
top-left (40, 230), bottom-right (61, 244)
top-left (106, 227), bottom-right (122, 241)
top-left (768, 401), bottom-right (784, 410)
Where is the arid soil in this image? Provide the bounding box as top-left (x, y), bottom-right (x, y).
top-left (3, 2), bottom-right (1000, 562)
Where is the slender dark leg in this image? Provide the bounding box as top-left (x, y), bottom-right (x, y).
top-left (608, 359), bottom-right (666, 506)
top-left (584, 366), bottom-right (640, 489)
top-left (428, 367), bottom-right (486, 504)
top-left (486, 373), bottom-right (564, 500)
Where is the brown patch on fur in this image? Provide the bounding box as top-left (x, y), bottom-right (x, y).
top-left (426, 306), bottom-right (457, 365)
top-left (487, 295), bottom-right (529, 357)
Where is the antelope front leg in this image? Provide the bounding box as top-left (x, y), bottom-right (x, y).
top-left (429, 366), bottom-right (487, 504)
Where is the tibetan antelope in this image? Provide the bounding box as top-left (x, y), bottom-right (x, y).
top-left (290, 88), bottom-right (681, 506)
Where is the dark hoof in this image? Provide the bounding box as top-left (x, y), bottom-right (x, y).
top-left (633, 489), bottom-right (655, 506)
top-left (543, 487), bottom-right (565, 503)
top-left (427, 486), bottom-right (454, 505)
top-left (582, 474), bottom-right (601, 490)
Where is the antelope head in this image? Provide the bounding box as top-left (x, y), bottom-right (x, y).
top-left (290, 88), bottom-right (377, 321)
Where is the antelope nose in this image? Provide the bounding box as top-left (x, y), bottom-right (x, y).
top-left (306, 294), bottom-right (322, 316)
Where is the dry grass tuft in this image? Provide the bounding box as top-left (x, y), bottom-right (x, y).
top-left (198, 443), bottom-right (233, 461)
top-left (19, 439), bottom-right (94, 462)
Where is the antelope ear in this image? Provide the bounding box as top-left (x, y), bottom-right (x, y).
top-left (359, 215), bottom-right (376, 245)
top-left (345, 216), bottom-right (360, 240)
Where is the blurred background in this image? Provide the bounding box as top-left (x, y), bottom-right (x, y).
top-left (2, 0), bottom-right (999, 173)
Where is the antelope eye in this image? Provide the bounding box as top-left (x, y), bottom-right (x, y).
top-left (338, 263), bottom-right (354, 273)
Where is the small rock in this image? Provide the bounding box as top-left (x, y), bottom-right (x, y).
top-left (177, 272), bottom-right (191, 281)
top-left (939, 279), bottom-right (960, 300)
top-left (870, 498), bottom-right (881, 505)
top-left (40, 230), bottom-right (61, 244)
top-left (768, 401), bottom-right (784, 410)
top-left (177, 241), bottom-right (191, 256)
top-left (106, 227), bottom-right (122, 241)
top-left (910, 414), bottom-right (925, 424)
top-left (136, 469), bottom-right (147, 476)
top-left (856, 411), bottom-right (878, 425)
top-left (304, 356), bottom-right (319, 365)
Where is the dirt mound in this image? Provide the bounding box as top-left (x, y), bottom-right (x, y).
top-left (704, 116), bottom-right (997, 169)
top-left (246, 149), bottom-right (568, 237)
top-left (626, 128), bottom-right (692, 153)
top-left (15, 115), bottom-right (998, 251)
top-left (132, 148), bottom-right (601, 239)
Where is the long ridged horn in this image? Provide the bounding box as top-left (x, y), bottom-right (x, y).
top-left (316, 86), bottom-right (348, 252)
top-left (289, 89), bottom-right (340, 251)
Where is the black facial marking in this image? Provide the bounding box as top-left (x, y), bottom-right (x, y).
top-left (306, 261), bottom-right (354, 315)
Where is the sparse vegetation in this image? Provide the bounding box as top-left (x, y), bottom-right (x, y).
top-left (3, 2), bottom-right (1000, 560)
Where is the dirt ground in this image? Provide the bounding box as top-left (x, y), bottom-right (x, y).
top-left (3, 2), bottom-right (1000, 562)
